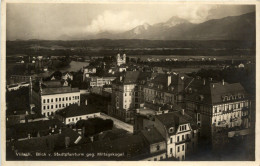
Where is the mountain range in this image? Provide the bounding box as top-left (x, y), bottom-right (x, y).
top-left (59, 12), bottom-right (255, 41)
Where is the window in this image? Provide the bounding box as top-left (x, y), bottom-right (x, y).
top-left (62, 98), bottom-right (64, 101)
top-left (160, 156), bottom-right (163, 160)
top-left (43, 106), bottom-right (46, 110)
top-left (63, 104), bottom-right (65, 107)
top-left (47, 99), bottom-right (49, 103)
top-left (69, 97), bottom-right (71, 100)
top-left (182, 155), bottom-right (185, 160)
top-left (170, 148), bottom-right (173, 154)
top-left (177, 136), bottom-right (179, 142)
top-left (43, 99), bottom-right (46, 103)
top-left (182, 135), bottom-right (184, 140)
top-left (59, 104), bottom-right (61, 108)
top-left (51, 105), bottom-right (53, 109)
top-left (68, 119), bottom-right (70, 122)
top-left (177, 146), bottom-right (180, 152)
top-left (156, 145), bottom-right (160, 151)
top-left (170, 138), bottom-right (173, 143)
top-left (184, 125), bottom-right (187, 130)
top-left (51, 99), bottom-right (53, 102)
top-left (154, 158), bottom-right (157, 161)
top-left (47, 106), bottom-right (49, 109)
top-left (56, 98), bottom-right (58, 102)
top-left (186, 134), bottom-right (189, 139)
top-left (76, 118), bottom-right (78, 120)
top-left (66, 97), bottom-right (68, 101)
top-left (72, 118), bottom-right (74, 121)
top-left (182, 145), bottom-right (184, 151)
top-left (59, 98), bottom-right (61, 101)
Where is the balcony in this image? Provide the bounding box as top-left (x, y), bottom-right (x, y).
top-left (175, 138), bottom-right (191, 145)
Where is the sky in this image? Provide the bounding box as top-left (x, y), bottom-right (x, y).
top-left (6, 3), bottom-right (255, 40)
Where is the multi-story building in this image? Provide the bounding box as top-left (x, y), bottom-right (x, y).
top-left (109, 71), bottom-right (152, 123)
top-left (154, 111), bottom-right (198, 160)
top-left (86, 76), bottom-right (116, 87)
top-left (185, 80), bottom-right (251, 146)
top-left (56, 104), bottom-right (100, 125)
top-left (116, 53), bottom-right (126, 66)
top-left (83, 67), bottom-right (96, 81)
top-left (30, 80), bottom-right (80, 117)
top-left (143, 73), bottom-right (192, 106)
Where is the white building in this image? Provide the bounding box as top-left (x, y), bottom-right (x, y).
top-left (109, 71), bottom-right (152, 122)
top-left (116, 53), bottom-right (126, 66)
top-left (86, 76), bottom-right (116, 87)
top-left (62, 72), bottom-right (73, 81)
top-left (83, 67), bottom-right (96, 81)
top-left (154, 111), bottom-right (198, 160)
top-left (56, 104), bottom-right (100, 125)
top-left (31, 80), bottom-right (80, 117)
top-left (185, 80), bottom-right (251, 146)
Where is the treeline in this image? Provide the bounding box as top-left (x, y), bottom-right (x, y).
top-left (7, 39), bottom-right (256, 49)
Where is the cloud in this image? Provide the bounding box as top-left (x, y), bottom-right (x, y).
top-left (172, 5), bottom-right (218, 23)
top-left (85, 10), bottom-right (145, 34)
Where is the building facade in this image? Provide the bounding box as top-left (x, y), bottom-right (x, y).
top-left (185, 80), bottom-right (251, 146)
top-left (86, 76), bottom-right (116, 87)
top-left (31, 81), bottom-right (80, 117)
top-left (109, 71), bottom-right (151, 123)
top-left (116, 53), bottom-right (126, 66)
top-left (83, 67), bottom-right (96, 81)
top-left (154, 111), bottom-right (198, 160)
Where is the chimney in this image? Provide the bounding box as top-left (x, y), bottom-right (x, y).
top-left (167, 75), bottom-right (171, 86)
top-left (222, 79), bottom-right (225, 85)
top-left (181, 109), bottom-right (185, 115)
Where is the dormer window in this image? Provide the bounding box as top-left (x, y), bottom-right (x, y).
top-left (169, 127), bottom-right (174, 133)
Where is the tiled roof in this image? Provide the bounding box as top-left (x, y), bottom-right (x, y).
top-left (145, 73), bottom-right (192, 94)
top-left (56, 104), bottom-right (98, 118)
top-left (14, 127), bottom-right (82, 152)
top-left (56, 134), bottom-right (148, 160)
top-left (7, 119), bottom-right (65, 140)
top-left (113, 71), bottom-right (152, 85)
top-left (141, 127), bottom-right (165, 144)
top-left (156, 111), bottom-right (197, 135)
top-left (42, 87), bottom-right (80, 95)
top-left (185, 81), bottom-right (247, 105)
top-left (42, 81), bottom-right (61, 88)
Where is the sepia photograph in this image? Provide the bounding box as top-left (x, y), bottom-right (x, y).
top-left (1, 1), bottom-right (258, 164)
